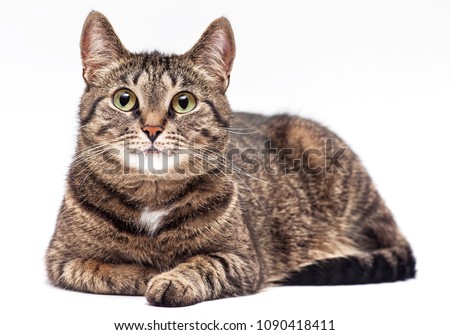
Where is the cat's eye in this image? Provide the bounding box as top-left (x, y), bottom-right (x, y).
top-left (113, 89), bottom-right (138, 112)
top-left (171, 92), bottom-right (196, 114)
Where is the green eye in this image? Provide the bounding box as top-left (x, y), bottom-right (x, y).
top-left (171, 92), bottom-right (196, 114)
top-left (113, 89), bottom-right (138, 111)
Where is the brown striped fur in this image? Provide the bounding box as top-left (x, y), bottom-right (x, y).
top-left (46, 11), bottom-right (415, 307)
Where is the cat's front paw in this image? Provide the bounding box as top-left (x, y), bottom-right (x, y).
top-left (145, 273), bottom-right (200, 307)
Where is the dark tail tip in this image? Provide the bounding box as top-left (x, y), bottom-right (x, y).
top-left (277, 247), bottom-right (416, 286)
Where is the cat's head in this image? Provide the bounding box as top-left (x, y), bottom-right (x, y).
top-left (77, 11), bottom-right (235, 179)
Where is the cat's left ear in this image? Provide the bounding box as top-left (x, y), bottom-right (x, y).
top-left (186, 17), bottom-right (236, 93)
top-left (80, 11), bottom-right (129, 84)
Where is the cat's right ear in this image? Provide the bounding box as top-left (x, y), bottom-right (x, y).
top-left (80, 11), bottom-right (129, 84)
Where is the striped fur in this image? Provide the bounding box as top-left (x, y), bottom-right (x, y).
top-left (46, 12), bottom-right (415, 307)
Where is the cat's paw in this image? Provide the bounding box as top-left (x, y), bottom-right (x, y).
top-left (145, 273), bottom-right (200, 307)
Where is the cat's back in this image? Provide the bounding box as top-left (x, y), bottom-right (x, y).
top-left (229, 111), bottom-right (355, 221)
top-left (231, 111), bottom-right (269, 130)
top-left (229, 111), bottom-right (373, 232)
top-left (229, 111), bottom-right (343, 154)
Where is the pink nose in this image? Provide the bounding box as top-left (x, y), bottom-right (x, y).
top-left (142, 125), bottom-right (163, 142)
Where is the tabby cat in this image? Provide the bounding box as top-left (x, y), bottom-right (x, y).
top-left (46, 11), bottom-right (415, 307)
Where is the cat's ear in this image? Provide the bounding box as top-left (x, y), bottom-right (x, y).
top-left (186, 17), bottom-right (236, 92)
top-left (80, 11), bottom-right (129, 84)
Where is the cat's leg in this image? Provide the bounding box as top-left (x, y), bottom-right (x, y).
top-left (145, 252), bottom-right (261, 307)
top-left (46, 251), bottom-right (158, 295)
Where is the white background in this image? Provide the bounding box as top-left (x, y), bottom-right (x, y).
top-left (1, 0), bottom-right (449, 334)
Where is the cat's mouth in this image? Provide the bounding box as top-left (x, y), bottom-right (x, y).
top-left (124, 144), bottom-right (177, 157)
top-left (144, 147), bottom-right (162, 154)
top-left (143, 146), bottom-right (174, 157)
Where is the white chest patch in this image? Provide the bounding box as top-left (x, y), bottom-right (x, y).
top-left (138, 207), bottom-right (168, 235)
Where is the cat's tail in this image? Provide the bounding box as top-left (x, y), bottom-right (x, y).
top-left (277, 245), bottom-right (416, 286)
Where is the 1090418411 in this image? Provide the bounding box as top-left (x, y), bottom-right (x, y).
top-left (256, 320), bottom-right (335, 331)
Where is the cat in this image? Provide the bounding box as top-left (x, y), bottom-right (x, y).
top-left (46, 11), bottom-right (415, 307)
